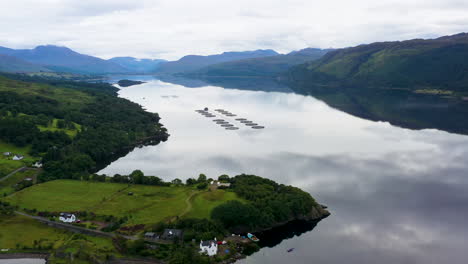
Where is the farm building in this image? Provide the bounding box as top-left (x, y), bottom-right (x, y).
top-left (161, 229), bottom-right (183, 241)
top-left (59, 213), bottom-right (76, 223)
top-left (200, 238), bottom-right (218, 256)
top-left (3, 152), bottom-right (11, 156)
top-left (12, 155), bottom-right (24, 161)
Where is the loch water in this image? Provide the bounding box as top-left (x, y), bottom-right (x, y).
top-left (100, 76), bottom-right (468, 264)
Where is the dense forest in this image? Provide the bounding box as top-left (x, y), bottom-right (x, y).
top-left (0, 74), bottom-right (168, 182)
top-left (211, 174), bottom-right (328, 232)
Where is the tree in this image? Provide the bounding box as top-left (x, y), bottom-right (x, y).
top-left (130, 170), bottom-right (145, 184)
top-left (197, 174), bottom-right (207, 183)
top-left (218, 174), bottom-right (230, 182)
top-left (172, 178), bottom-right (183, 185)
top-left (186, 178), bottom-right (197, 185)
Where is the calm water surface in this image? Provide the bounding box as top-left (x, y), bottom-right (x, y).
top-left (101, 77), bottom-right (468, 264)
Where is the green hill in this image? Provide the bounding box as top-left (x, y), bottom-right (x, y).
top-left (287, 33), bottom-right (468, 93)
top-left (0, 54), bottom-right (51, 73)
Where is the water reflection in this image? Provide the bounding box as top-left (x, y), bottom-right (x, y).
top-left (100, 79), bottom-right (468, 264)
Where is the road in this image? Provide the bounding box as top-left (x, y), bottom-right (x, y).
top-left (0, 166), bottom-right (26, 183)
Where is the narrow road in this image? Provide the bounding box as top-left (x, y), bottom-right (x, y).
top-left (14, 211), bottom-right (136, 240)
top-left (0, 166), bottom-right (26, 183)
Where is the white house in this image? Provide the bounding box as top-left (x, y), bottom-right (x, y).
top-left (59, 213), bottom-right (76, 223)
top-left (200, 238), bottom-right (218, 256)
top-left (217, 182), bottom-right (231, 188)
top-left (33, 161), bottom-right (42, 168)
top-left (12, 155), bottom-right (24, 161)
top-left (3, 152), bottom-right (11, 156)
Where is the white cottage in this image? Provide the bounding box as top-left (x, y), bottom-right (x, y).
top-left (200, 238), bottom-right (218, 256)
top-left (12, 155), bottom-right (24, 161)
top-left (59, 213), bottom-right (76, 223)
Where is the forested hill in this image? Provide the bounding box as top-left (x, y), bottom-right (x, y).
top-left (0, 74), bottom-right (168, 182)
top-left (155, 49), bottom-right (279, 74)
top-left (187, 48), bottom-right (330, 78)
top-left (287, 33), bottom-right (468, 92)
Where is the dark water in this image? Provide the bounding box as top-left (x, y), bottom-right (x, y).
top-left (101, 76), bottom-right (468, 264)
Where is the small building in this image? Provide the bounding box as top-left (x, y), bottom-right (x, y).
top-left (3, 152), bottom-right (11, 156)
top-left (12, 155), bottom-right (24, 161)
top-left (59, 213), bottom-right (76, 223)
top-left (217, 182), bottom-right (231, 188)
top-left (200, 238), bottom-right (218, 256)
top-left (33, 161), bottom-right (42, 168)
top-left (161, 229), bottom-right (183, 241)
top-left (24, 178), bottom-right (33, 181)
top-left (144, 232), bottom-right (157, 239)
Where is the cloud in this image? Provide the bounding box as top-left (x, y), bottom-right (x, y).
top-left (1, 0), bottom-right (466, 60)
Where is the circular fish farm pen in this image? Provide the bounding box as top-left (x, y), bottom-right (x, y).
top-left (213, 119), bottom-right (224, 122)
top-left (235, 118), bottom-right (247, 121)
top-left (226, 114), bottom-right (237, 117)
top-left (221, 124), bottom-right (234, 127)
top-left (252, 126), bottom-right (265, 129)
top-left (245, 123), bottom-right (258, 126)
top-left (240, 120), bottom-right (253, 123)
top-left (226, 127), bottom-right (239, 130)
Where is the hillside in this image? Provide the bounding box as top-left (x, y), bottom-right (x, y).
top-left (108, 56), bottom-right (167, 73)
top-left (0, 74), bottom-right (168, 182)
top-left (0, 45), bottom-right (128, 74)
top-left (189, 48), bottom-right (330, 77)
top-left (287, 33), bottom-right (468, 92)
top-left (0, 54), bottom-right (52, 73)
top-left (155, 49), bottom-right (279, 74)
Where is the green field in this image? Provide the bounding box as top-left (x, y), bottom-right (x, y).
top-left (0, 169), bottom-right (38, 196)
top-left (4, 180), bottom-right (241, 225)
top-left (185, 189), bottom-right (243, 219)
top-left (0, 140), bottom-right (35, 176)
top-left (0, 214), bottom-right (70, 248)
top-left (0, 214), bottom-right (118, 262)
top-left (38, 118), bottom-right (82, 137)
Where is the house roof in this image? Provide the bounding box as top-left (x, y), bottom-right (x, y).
top-left (60, 213), bottom-right (74, 218)
top-left (201, 240), bottom-right (217, 247)
top-left (161, 229), bottom-right (183, 239)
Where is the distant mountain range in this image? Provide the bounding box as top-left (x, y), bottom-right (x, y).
top-left (287, 33), bottom-right (468, 92)
top-left (155, 49), bottom-right (279, 74)
top-left (0, 54), bottom-right (52, 73)
top-left (0, 45), bottom-right (127, 74)
top-left (186, 48), bottom-right (331, 77)
top-left (108, 57), bottom-right (166, 73)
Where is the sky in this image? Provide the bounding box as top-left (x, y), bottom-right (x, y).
top-left (0, 0), bottom-right (467, 60)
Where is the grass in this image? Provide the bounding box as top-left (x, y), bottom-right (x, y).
top-left (0, 140), bottom-right (35, 177)
top-left (38, 118), bottom-right (82, 138)
top-left (5, 180), bottom-right (193, 225)
top-left (184, 189), bottom-right (243, 219)
top-left (0, 214), bottom-right (70, 249)
top-left (4, 180), bottom-right (243, 225)
top-left (0, 169), bottom-right (38, 196)
top-left (0, 214), bottom-right (118, 262)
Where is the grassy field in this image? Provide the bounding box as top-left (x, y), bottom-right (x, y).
top-left (38, 118), bottom-right (82, 137)
top-left (4, 180), bottom-right (242, 225)
top-left (0, 140), bottom-right (35, 176)
top-left (0, 169), bottom-right (38, 196)
top-left (0, 214), bottom-right (118, 262)
top-left (0, 214), bottom-right (70, 248)
top-left (185, 189), bottom-right (243, 219)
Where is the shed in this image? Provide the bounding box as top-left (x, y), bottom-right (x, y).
top-left (161, 229), bottom-right (183, 241)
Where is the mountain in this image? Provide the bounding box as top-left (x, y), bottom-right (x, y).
top-left (108, 57), bottom-right (167, 73)
top-left (287, 33), bottom-right (468, 92)
top-left (155, 49), bottom-right (279, 74)
top-left (187, 48), bottom-right (330, 77)
top-left (0, 54), bottom-right (51, 73)
top-left (0, 45), bottom-right (128, 74)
